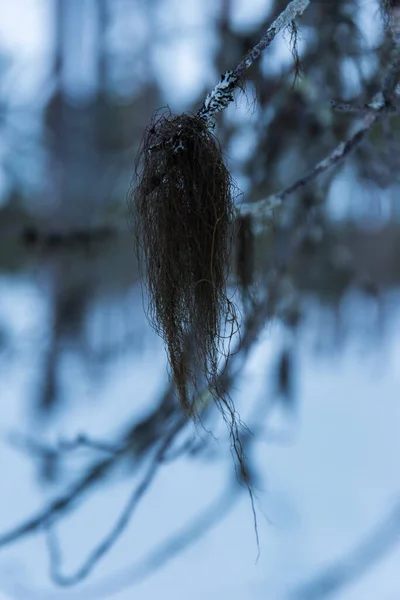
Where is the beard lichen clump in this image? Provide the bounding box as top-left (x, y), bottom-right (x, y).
top-left (130, 112), bottom-right (239, 414)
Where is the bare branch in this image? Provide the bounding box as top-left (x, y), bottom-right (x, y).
top-left (91, 480), bottom-right (240, 596)
top-left (21, 225), bottom-right (117, 249)
top-left (241, 112), bottom-right (379, 218)
top-left (0, 454), bottom-right (117, 548)
top-left (0, 386), bottom-right (179, 550)
top-left (45, 416), bottom-right (186, 586)
top-left (21, 478), bottom-right (239, 600)
top-left (56, 435), bottom-right (124, 455)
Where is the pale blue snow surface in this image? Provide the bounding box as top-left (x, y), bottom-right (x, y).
top-left (0, 278), bottom-right (400, 600)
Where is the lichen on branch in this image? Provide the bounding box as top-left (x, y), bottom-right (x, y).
top-left (130, 112), bottom-right (239, 414)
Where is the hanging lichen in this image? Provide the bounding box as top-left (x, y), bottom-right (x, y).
top-left (130, 111), bottom-right (240, 414)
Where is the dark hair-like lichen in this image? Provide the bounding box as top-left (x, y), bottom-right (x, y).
top-left (129, 111), bottom-right (240, 415)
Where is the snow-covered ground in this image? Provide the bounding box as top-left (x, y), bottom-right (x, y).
top-left (1, 277), bottom-right (400, 600)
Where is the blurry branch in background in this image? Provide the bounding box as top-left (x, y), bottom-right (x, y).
top-left (87, 478), bottom-right (239, 595)
top-left (9, 432), bottom-right (125, 459)
top-left (44, 392), bottom-right (273, 596)
top-left (20, 225), bottom-right (118, 251)
top-left (245, 0), bottom-right (400, 216)
top-left (45, 414), bottom-right (187, 586)
top-left (71, 389), bottom-right (291, 597)
top-left (330, 100), bottom-right (399, 114)
top-left (12, 476), bottom-right (240, 600)
top-left (0, 383), bottom-right (179, 550)
top-left (46, 478), bottom-right (241, 600)
top-left (241, 112), bottom-right (381, 219)
top-left (0, 450), bottom-right (118, 548)
top-left (241, 31), bottom-right (400, 219)
top-left (289, 499), bottom-right (400, 600)
top-left (0, 269), bottom-right (273, 584)
top-left (381, 1), bottom-right (400, 101)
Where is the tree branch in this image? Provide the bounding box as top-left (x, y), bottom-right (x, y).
top-left (9, 432), bottom-right (124, 459)
top-left (197, 0), bottom-right (310, 123)
top-left (0, 454), bottom-right (117, 548)
top-left (0, 385), bottom-right (179, 549)
top-left (45, 416), bottom-right (186, 586)
top-left (240, 1), bottom-right (400, 219)
top-left (241, 112), bottom-right (380, 218)
top-left (330, 100), bottom-right (398, 114)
